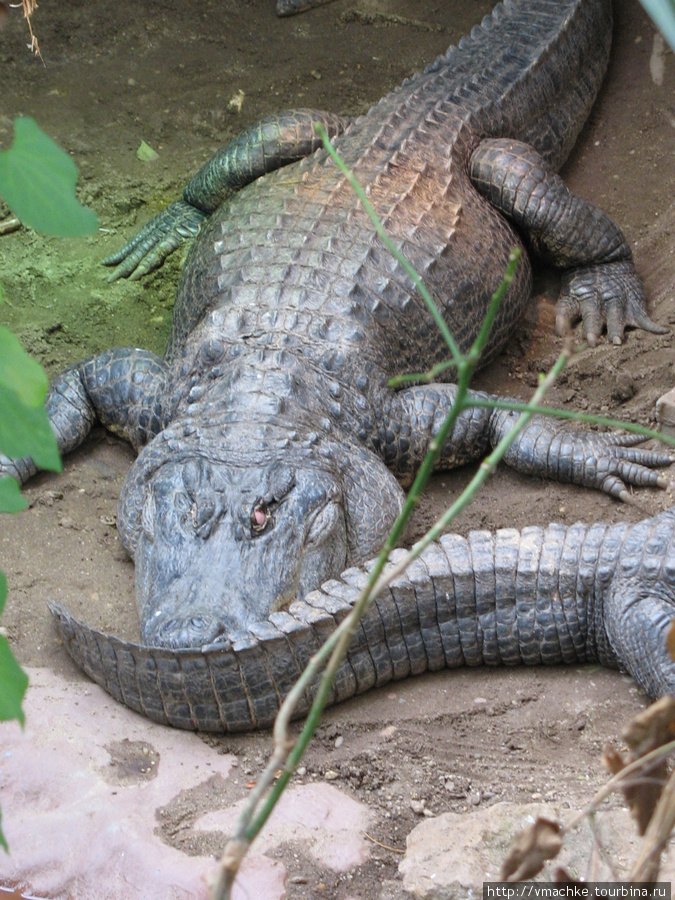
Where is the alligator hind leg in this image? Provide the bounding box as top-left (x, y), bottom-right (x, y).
top-left (603, 567), bottom-right (675, 700)
top-left (381, 383), bottom-right (672, 498)
top-left (469, 138), bottom-right (667, 346)
top-left (104, 109), bottom-right (349, 281)
top-left (0, 349), bottom-right (168, 484)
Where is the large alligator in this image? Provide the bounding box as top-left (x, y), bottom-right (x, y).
top-left (3, 0), bottom-right (674, 731)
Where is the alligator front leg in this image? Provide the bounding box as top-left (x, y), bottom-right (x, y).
top-left (0, 349), bottom-right (168, 484)
top-left (104, 109), bottom-right (349, 281)
top-left (469, 138), bottom-right (667, 346)
top-left (381, 383), bottom-right (673, 499)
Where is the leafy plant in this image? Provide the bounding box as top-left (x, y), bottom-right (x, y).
top-left (0, 117), bottom-right (98, 236)
top-left (0, 116), bottom-right (97, 850)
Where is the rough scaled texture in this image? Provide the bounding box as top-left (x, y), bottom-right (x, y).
top-left (51, 510), bottom-right (675, 731)
top-left (2, 0), bottom-right (671, 730)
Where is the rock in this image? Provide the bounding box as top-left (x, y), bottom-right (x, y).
top-left (611, 371), bottom-right (636, 403)
top-left (399, 801), bottom-right (675, 900)
top-left (656, 386), bottom-right (675, 436)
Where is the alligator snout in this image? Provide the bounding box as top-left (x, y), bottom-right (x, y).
top-left (145, 611), bottom-right (228, 649)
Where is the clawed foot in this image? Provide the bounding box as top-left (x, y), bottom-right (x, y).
top-left (555, 259), bottom-right (668, 347)
top-left (103, 199), bottom-right (206, 282)
top-left (566, 431), bottom-right (674, 501)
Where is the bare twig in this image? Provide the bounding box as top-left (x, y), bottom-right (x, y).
top-left (10, 0), bottom-right (41, 58)
top-left (565, 739), bottom-right (675, 832)
top-left (630, 764), bottom-right (675, 882)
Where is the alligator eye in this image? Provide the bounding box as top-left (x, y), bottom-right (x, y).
top-left (251, 500), bottom-right (271, 534)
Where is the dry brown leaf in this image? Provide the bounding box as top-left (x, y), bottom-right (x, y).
top-left (601, 746), bottom-right (626, 776)
top-left (629, 766), bottom-right (675, 883)
top-left (666, 619), bottom-right (675, 663)
top-left (617, 697), bottom-right (675, 834)
top-left (623, 696), bottom-right (675, 757)
top-left (501, 816), bottom-right (563, 882)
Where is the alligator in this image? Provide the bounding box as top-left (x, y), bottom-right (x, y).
top-left (3, 0), bottom-right (674, 731)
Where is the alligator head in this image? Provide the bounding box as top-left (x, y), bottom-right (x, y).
top-left (116, 425), bottom-right (405, 649)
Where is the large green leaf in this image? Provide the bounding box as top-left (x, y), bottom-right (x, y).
top-left (0, 477), bottom-right (28, 514)
top-left (0, 325), bottom-right (48, 408)
top-left (0, 809), bottom-right (7, 853)
top-left (0, 117), bottom-right (98, 237)
top-left (0, 574), bottom-right (27, 726)
top-left (0, 327), bottom-right (60, 470)
top-left (0, 385), bottom-right (60, 470)
top-left (0, 636), bottom-right (28, 726)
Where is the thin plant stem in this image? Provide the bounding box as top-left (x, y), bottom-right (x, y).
top-left (314, 123), bottom-right (462, 363)
top-left (207, 135), bottom-right (528, 900)
top-left (466, 398), bottom-right (675, 448)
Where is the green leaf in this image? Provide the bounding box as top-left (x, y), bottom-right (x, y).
top-left (0, 325), bottom-right (48, 408)
top-left (0, 385), bottom-right (60, 470)
top-left (0, 477), bottom-right (28, 513)
top-left (0, 574), bottom-right (27, 726)
top-left (0, 808), bottom-right (7, 853)
top-left (136, 140), bottom-right (159, 162)
top-left (0, 117), bottom-right (98, 237)
top-left (0, 327), bottom-right (60, 470)
top-left (0, 634), bottom-right (28, 725)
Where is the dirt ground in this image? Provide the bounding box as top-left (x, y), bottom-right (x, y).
top-left (0, 0), bottom-right (674, 896)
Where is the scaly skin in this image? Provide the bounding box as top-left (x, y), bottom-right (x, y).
top-left (51, 511), bottom-right (675, 732)
top-left (2, 0), bottom-right (673, 730)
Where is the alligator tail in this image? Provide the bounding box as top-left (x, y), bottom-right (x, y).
top-left (50, 515), bottom-right (675, 732)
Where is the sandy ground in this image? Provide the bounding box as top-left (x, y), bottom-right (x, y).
top-left (0, 0), bottom-right (674, 897)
